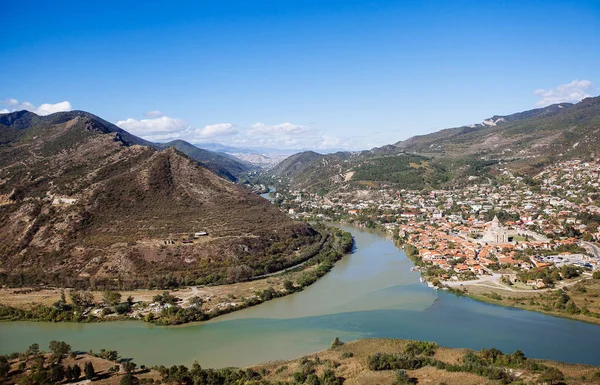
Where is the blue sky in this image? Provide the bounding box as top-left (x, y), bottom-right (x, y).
top-left (1, 0), bottom-right (599, 151)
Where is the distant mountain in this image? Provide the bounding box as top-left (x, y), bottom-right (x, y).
top-left (269, 151), bottom-right (325, 179)
top-left (393, 97), bottom-right (600, 164)
top-left (193, 142), bottom-right (300, 168)
top-left (0, 110), bottom-right (320, 288)
top-left (467, 102), bottom-right (574, 128)
top-left (194, 142), bottom-right (300, 155)
top-left (269, 96), bottom-right (600, 192)
top-left (268, 149), bottom-right (448, 193)
top-left (227, 152), bottom-right (290, 168)
top-left (156, 139), bottom-right (255, 182)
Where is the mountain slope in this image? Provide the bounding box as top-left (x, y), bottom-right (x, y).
top-left (393, 97), bottom-right (600, 162)
top-left (270, 151), bottom-right (326, 179)
top-left (268, 149), bottom-right (449, 192)
top-left (157, 139), bottom-right (255, 182)
top-left (0, 110), bottom-right (154, 147)
top-left (0, 110), bottom-right (320, 288)
top-left (269, 96), bottom-right (600, 193)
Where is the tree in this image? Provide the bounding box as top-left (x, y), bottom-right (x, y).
top-left (330, 337), bottom-right (343, 348)
top-left (122, 361), bottom-right (137, 374)
top-left (100, 349), bottom-right (119, 362)
top-left (188, 296), bottom-right (203, 308)
top-left (153, 291), bottom-right (177, 305)
top-left (120, 373), bottom-right (140, 385)
top-left (65, 365), bottom-right (74, 382)
top-left (103, 291), bottom-right (122, 306)
top-left (53, 290), bottom-right (69, 311)
top-left (70, 290), bottom-right (94, 309)
top-left (72, 364), bottom-right (82, 380)
top-left (49, 364), bottom-right (65, 383)
top-left (48, 340), bottom-right (71, 363)
top-left (84, 362), bottom-right (95, 380)
top-left (115, 302), bottom-right (132, 314)
top-left (0, 356), bottom-right (9, 378)
top-left (27, 343), bottom-right (40, 358)
top-left (283, 280), bottom-right (296, 292)
top-left (539, 367), bottom-right (564, 384)
top-left (559, 265), bottom-right (580, 279)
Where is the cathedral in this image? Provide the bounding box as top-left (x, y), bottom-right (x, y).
top-left (484, 216), bottom-right (509, 243)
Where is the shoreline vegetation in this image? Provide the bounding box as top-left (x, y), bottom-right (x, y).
top-left (0, 224), bottom-right (353, 326)
top-left (2, 338), bottom-right (599, 385)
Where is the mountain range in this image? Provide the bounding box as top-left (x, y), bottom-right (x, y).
top-left (269, 96), bottom-right (600, 192)
top-left (0, 110), bottom-right (319, 289)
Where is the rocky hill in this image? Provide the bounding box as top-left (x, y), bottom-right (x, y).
top-left (156, 139), bottom-right (255, 182)
top-left (269, 96), bottom-right (600, 192)
top-left (0, 110), bottom-right (320, 289)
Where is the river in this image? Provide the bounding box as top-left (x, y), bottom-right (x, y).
top-left (1, 225), bottom-right (600, 368)
top-left (259, 187), bottom-right (275, 202)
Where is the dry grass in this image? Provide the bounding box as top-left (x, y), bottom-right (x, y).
top-left (8, 353), bottom-right (160, 385)
top-left (5, 339), bottom-right (599, 384)
top-left (254, 338), bottom-right (600, 385)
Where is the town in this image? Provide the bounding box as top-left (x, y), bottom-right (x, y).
top-left (269, 158), bottom-right (600, 292)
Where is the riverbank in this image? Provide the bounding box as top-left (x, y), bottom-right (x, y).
top-left (4, 338), bottom-right (599, 385)
top-left (0, 225), bottom-right (354, 326)
top-left (449, 276), bottom-right (600, 326)
top-left (394, 235), bottom-right (600, 326)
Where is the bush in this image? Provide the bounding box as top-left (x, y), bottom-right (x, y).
top-left (392, 370), bottom-right (416, 385)
top-left (115, 302), bottom-right (132, 315)
top-left (404, 340), bottom-right (437, 356)
top-left (331, 337), bottom-right (343, 349)
top-left (368, 353), bottom-right (434, 371)
top-left (121, 373), bottom-right (140, 385)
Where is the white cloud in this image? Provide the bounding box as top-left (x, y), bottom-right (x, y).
top-left (248, 122), bottom-right (310, 135)
top-left (534, 80), bottom-right (593, 107)
top-left (145, 110), bottom-right (164, 118)
top-left (0, 98), bottom-right (72, 115)
top-left (116, 112), bottom-right (346, 150)
top-left (0, 109), bottom-right (9, 114)
top-left (116, 116), bottom-right (188, 141)
top-left (116, 116), bottom-right (240, 142)
top-left (193, 123), bottom-right (238, 139)
top-left (234, 121), bottom-right (344, 150)
top-left (36, 101), bottom-right (73, 115)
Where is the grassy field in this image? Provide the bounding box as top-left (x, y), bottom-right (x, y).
top-left (254, 339), bottom-right (600, 385)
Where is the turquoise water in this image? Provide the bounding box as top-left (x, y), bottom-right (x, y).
top-left (1, 224), bottom-right (599, 368)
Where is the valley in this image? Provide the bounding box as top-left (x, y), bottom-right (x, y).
top-left (3, 2), bottom-right (600, 383)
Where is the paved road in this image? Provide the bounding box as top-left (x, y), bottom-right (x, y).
top-left (515, 229), bottom-right (550, 242)
top-left (582, 241), bottom-right (600, 259)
